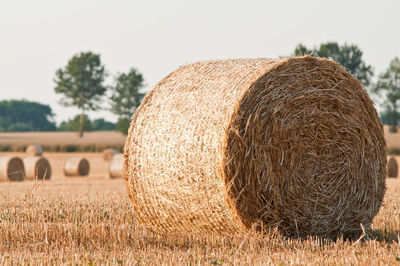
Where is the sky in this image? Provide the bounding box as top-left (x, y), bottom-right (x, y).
top-left (0, 0), bottom-right (399, 124)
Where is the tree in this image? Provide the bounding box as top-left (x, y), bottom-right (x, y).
top-left (92, 118), bottom-right (115, 131)
top-left (58, 115), bottom-right (92, 132)
top-left (0, 100), bottom-right (56, 132)
top-left (293, 42), bottom-right (374, 86)
top-left (58, 116), bottom-right (115, 132)
top-left (380, 108), bottom-right (400, 129)
top-left (373, 57), bottom-right (400, 132)
top-left (54, 51), bottom-right (107, 137)
top-left (109, 68), bottom-right (145, 134)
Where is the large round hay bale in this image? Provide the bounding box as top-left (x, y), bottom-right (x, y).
top-left (124, 56), bottom-right (386, 238)
top-left (102, 148), bottom-right (118, 161)
top-left (108, 153), bottom-right (123, 178)
top-left (23, 156), bottom-right (51, 180)
top-left (0, 156), bottom-right (25, 182)
top-left (388, 156), bottom-right (398, 178)
top-left (26, 144), bottom-right (43, 156)
top-left (64, 157), bottom-right (89, 177)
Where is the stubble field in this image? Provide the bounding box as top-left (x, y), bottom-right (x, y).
top-left (0, 151), bottom-right (400, 264)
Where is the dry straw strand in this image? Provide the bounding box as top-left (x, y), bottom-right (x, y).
top-left (103, 148), bottom-right (118, 161)
top-left (124, 56), bottom-right (386, 238)
top-left (23, 156), bottom-right (52, 180)
top-left (0, 156), bottom-right (25, 182)
top-left (64, 157), bottom-right (90, 177)
top-left (109, 153), bottom-right (123, 179)
top-left (26, 144), bottom-right (43, 156)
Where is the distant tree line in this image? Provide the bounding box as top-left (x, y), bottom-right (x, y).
top-left (1, 44), bottom-right (399, 134)
top-left (58, 115), bottom-right (116, 132)
top-left (1, 51), bottom-right (145, 135)
top-left (0, 100), bottom-right (56, 132)
top-left (0, 100), bottom-right (116, 132)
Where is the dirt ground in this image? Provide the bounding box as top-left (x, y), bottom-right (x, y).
top-left (1, 150), bottom-right (400, 264)
top-left (1, 174), bottom-right (400, 264)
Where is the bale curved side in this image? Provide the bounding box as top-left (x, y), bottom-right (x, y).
top-left (26, 144), bottom-right (43, 156)
top-left (23, 156), bottom-right (52, 180)
top-left (124, 56), bottom-right (386, 238)
top-left (109, 153), bottom-right (123, 178)
top-left (103, 148), bottom-right (118, 161)
top-left (0, 156), bottom-right (25, 182)
top-left (388, 156), bottom-right (398, 178)
top-left (64, 157), bottom-right (90, 177)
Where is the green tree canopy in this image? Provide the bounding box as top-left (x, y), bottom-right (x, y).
top-left (54, 51), bottom-right (107, 137)
top-left (92, 118), bottom-right (115, 131)
top-left (293, 42), bottom-right (374, 86)
top-left (373, 57), bottom-right (400, 132)
top-left (109, 68), bottom-right (145, 134)
top-left (58, 115), bottom-right (115, 131)
top-left (0, 100), bottom-right (56, 132)
top-left (58, 114), bottom-right (92, 132)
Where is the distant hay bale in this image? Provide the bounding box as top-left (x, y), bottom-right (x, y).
top-left (102, 148), bottom-right (118, 161)
top-left (0, 156), bottom-right (25, 182)
top-left (388, 156), bottom-right (398, 178)
top-left (23, 156), bottom-right (51, 180)
top-left (108, 153), bottom-right (123, 178)
top-left (124, 56), bottom-right (386, 238)
top-left (26, 144), bottom-right (43, 156)
top-left (64, 157), bottom-right (89, 177)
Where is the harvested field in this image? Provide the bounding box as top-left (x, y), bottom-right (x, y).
top-left (0, 131), bottom-right (126, 152)
top-left (384, 125), bottom-right (400, 152)
top-left (1, 175), bottom-right (400, 264)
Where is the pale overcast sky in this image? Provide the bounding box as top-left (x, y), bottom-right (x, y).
top-left (0, 0), bottom-right (399, 123)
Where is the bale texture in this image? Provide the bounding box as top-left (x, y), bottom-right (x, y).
top-left (124, 56), bottom-right (386, 238)
top-left (102, 148), bottom-right (118, 161)
top-left (0, 156), bottom-right (25, 182)
top-left (64, 157), bottom-right (89, 177)
top-left (23, 156), bottom-right (51, 180)
top-left (109, 153), bottom-right (123, 178)
top-left (26, 144), bottom-right (43, 156)
top-left (388, 156), bottom-right (398, 178)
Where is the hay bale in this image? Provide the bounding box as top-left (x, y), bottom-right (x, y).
top-left (124, 56), bottom-right (386, 238)
top-left (388, 156), bottom-right (398, 178)
top-left (26, 144), bottom-right (43, 156)
top-left (64, 157), bottom-right (89, 177)
top-left (23, 156), bottom-right (51, 180)
top-left (0, 156), bottom-right (25, 182)
top-left (102, 148), bottom-right (118, 161)
top-left (108, 153), bottom-right (123, 178)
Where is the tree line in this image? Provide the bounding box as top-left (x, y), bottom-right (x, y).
top-left (0, 51), bottom-right (145, 135)
top-left (1, 43), bottom-right (399, 135)
top-left (0, 100), bottom-right (117, 132)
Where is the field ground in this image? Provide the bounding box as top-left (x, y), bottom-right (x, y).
top-left (1, 127), bottom-right (400, 264)
top-left (1, 126), bottom-right (400, 152)
top-left (384, 125), bottom-right (400, 151)
top-left (0, 151), bottom-right (400, 264)
top-left (0, 131), bottom-right (126, 146)
top-left (0, 131), bottom-right (126, 152)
